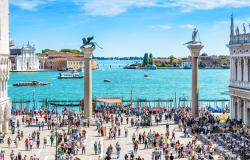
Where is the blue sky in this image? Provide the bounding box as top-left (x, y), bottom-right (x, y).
top-left (9, 0), bottom-right (250, 57)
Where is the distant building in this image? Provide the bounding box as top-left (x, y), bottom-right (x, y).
top-left (227, 15), bottom-right (250, 127)
top-left (182, 60), bottom-right (192, 69)
top-left (10, 42), bottom-right (40, 71)
top-left (67, 59), bottom-right (97, 70)
top-left (39, 52), bottom-right (97, 70)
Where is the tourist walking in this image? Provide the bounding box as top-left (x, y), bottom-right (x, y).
top-left (43, 136), bottom-right (47, 148)
top-left (29, 139), bottom-right (33, 150)
top-left (98, 141), bottom-right (101, 154)
top-left (115, 142), bottom-right (121, 159)
top-left (7, 137), bottom-right (11, 148)
top-left (94, 141), bottom-right (98, 155)
top-left (10, 150), bottom-right (15, 160)
top-left (17, 152), bottom-right (22, 160)
top-left (0, 150), bottom-right (4, 160)
top-left (25, 138), bottom-right (29, 150)
top-left (80, 141), bottom-right (85, 155)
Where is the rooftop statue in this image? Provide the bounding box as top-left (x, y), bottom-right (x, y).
top-left (81, 36), bottom-right (103, 49)
top-left (243, 23), bottom-right (246, 34)
top-left (236, 26), bottom-right (240, 35)
top-left (184, 28), bottom-right (200, 45)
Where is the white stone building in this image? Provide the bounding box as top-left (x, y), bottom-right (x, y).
top-left (14, 42), bottom-right (39, 71)
top-left (182, 60), bottom-right (192, 69)
top-left (0, 0), bottom-right (11, 133)
top-left (227, 15), bottom-right (250, 127)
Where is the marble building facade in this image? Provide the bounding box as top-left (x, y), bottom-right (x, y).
top-left (0, 0), bottom-right (11, 133)
top-left (228, 15), bottom-right (250, 127)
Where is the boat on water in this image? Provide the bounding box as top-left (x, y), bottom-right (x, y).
top-left (58, 71), bottom-right (83, 79)
top-left (144, 74), bottom-right (149, 77)
top-left (104, 79), bottom-right (111, 83)
top-left (13, 81), bottom-right (49, 87)
top-left (150, 64), bottom-right (157, 70)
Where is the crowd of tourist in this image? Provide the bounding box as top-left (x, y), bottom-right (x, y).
top-left (0, 105), bottom-right (249, 160)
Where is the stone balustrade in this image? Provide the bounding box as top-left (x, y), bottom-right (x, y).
top-left (230, 81), bottom-right (250, 90)
top-left (230, 33), bottom-right (250, 45)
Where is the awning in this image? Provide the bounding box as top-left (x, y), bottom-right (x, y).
top-left (95, 98), bottom-right (122, 104)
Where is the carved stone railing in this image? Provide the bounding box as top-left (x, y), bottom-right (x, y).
top-left (230, 81), bottom-right (250, 90)
top-left (230, 33), bottom-right (250, 45)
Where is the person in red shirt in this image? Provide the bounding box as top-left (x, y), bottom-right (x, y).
top-left (25, 138), bottom-right (29, 150)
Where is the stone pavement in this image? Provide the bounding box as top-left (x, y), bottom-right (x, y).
top-left (0, 115), bottom-right (212, 160)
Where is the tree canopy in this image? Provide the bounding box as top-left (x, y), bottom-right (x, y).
top-left (42, 48), bottom-right (81, 54)
top-left (143, 53), bottom-right (153, 66)
top-left (201, 53), bottom-right (208, 56)
top-left (168, 55), bottom-right (176, 63)
top-left (60, 49), bottom-right (81, 54)
top-left (42, 49), bottom-right (57, 53)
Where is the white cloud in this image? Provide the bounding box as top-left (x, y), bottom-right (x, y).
top-left (149, 24), bottom-right (196, 30)
top-left (178, 24), bottom-right (195, 29)
top-left (11, 0), bottom-right (55, 10)
top-left (74, 0), bottom-right (250, 16)
top-left (74, 0), bottom-right (157, 16)
top-left (149, 24), bottom-right (172, 30)
top-left (171, 0), bottom-right (250, 13)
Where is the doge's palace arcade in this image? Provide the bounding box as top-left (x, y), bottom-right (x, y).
top-left (227, 15), bottom-right (250, 127)
top-left (0, 0), bottom-right (11, 133)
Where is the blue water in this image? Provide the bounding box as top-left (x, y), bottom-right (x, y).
top-left (8, 60), bottom-right (229, 101)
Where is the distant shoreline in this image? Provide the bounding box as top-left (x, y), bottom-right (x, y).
top-left (124, 67), bottom-right (230, 70)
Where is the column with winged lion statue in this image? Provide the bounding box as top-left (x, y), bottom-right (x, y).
top-left (81, 36), bottom-right (102, 123)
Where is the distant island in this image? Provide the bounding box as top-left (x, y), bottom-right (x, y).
top-left (38, 49), bottom-right (230, 70)
top-left (124, 53), bottom-right (230, 69)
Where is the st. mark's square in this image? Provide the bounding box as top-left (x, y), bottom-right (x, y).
top-left (0, 0), bottom-right (250, 160)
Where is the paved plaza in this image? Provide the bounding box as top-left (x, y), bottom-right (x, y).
top-left (0, 114), bottom-right (212, 160)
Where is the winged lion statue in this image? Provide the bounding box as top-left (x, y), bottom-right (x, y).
top-left (81, 36), bottom-right (103, 49)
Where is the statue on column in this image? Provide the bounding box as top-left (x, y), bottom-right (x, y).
top-left (192, 28), bottom-right (199, 42)
top-left (184, 28), bottom-right (200, 45)
top-left (81, 36), bottom-right (103, 49)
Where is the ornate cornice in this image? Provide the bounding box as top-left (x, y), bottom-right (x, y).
top-left (229, 86), bottom-right (250, 99)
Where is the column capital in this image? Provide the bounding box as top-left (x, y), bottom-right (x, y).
top-left (186, 43), bottom-right (204, 58)
top-left (81, 48), bottom-right (95, 59)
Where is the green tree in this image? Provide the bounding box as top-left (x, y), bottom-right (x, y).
top-left (168, 55), bottom-right (176, 63)
top-left (70, 49), bottom-right (80, 54)
top-left (149, 53), bottom-right (153, 65)
top-left (201, 53), bottom-right (208, 56)
top-left (143, 53), bottom-right (149, 66)
top-left (60, 49), bottom-right (71, 53)
top-left (42, 49), bottom-right (57, 53)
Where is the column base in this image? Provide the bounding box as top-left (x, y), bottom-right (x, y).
top-left (82, 117), bottom-right (96, 127)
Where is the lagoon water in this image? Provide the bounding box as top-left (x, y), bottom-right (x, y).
top-left (9, 60), bottom-right (229, 101)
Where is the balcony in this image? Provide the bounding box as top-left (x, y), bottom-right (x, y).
top-left (230, 81), bottom-right (250, 90)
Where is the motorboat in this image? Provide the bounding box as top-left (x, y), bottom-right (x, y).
top-left (58, 71), bottom-right (83, 79)
top-left (13, 81), bottom-right (49, 87)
